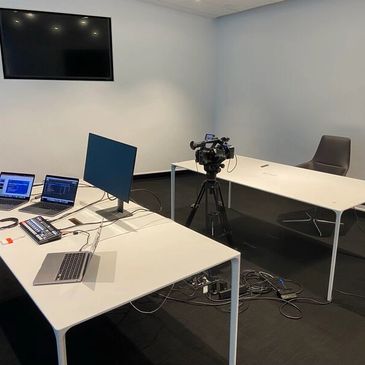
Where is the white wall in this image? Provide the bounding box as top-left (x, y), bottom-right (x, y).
top-left (0, 0), bottom-right (215, 179)
top-left (215, 0), bottom-right (365, 178)
top-left (3, 0), bottom-right (365, 180)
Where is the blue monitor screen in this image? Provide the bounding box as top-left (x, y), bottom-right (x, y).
top-left (0, 173), bottom-right (35, 199)
top-left (83, 134), bottom-right (137, 203)
top-left (0, 8), bottom-right (113, 80)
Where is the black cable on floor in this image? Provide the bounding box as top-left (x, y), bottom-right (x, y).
top-left (336, 289), bottom-right (365, 300)
top-left (150, 269), bottom-right (331, 320)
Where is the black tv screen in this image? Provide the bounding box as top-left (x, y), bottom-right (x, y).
top-left (0, 8), bottom-right (113, 81)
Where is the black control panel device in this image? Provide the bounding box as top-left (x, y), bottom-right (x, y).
top-left (20, 216), bottom-right (62, 245)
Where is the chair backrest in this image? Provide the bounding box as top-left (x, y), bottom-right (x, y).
top-left (311, 135), bottom-right (351, 176)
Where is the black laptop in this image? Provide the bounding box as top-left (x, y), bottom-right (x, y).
top-left (0, 172), bottom-right (35, 211)
top-left (20, 175), bottom-right (79, 216)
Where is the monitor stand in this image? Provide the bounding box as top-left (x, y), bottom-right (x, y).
top-left (95, 199), bottom-right (133, 221)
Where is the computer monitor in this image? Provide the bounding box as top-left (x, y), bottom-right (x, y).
top-left (83, 133), bottom-right (137, 220)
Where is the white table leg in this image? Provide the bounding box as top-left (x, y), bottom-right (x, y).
top-left (171, 164), bottom-right (176, 221)
top-left (327, 211), bottom-right (342, 302)
top-left (54, 328), bottom-right (69, 365)
top-left (228, 182), bottom-right (232, 209)
top-left (229, 255), bottom-right (240, 365)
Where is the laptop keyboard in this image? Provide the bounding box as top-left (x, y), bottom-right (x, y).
top-left (36, 202), bottom-right (66, 211)
top-left (0, 198), bottom-right (21, 205)
top-left (56, 252), bottom-right (89, 281)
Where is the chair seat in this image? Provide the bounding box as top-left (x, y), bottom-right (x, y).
top-left (297, 161), bottom-right (347, 175)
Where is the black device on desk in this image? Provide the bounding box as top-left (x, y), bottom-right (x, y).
top-left (19, 175), bottom-right (79, 216)
top-left (20, 216), bottom-right (62, 244)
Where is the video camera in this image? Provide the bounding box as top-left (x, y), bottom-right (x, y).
top-left (190, 134), bottom-right (235, 168)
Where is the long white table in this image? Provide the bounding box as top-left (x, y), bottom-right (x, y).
top-left (0, 186), bottom-right (240, 365)
top-left (171, 155), bottom-right (365, 302)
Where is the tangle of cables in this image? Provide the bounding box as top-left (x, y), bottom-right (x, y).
top-left (133, 269), bottom-right (331, 320)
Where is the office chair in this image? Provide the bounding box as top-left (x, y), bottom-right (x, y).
top-left (281, 135), bottom-right (351, 237)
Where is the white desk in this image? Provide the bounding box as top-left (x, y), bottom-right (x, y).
top-left (171, 155), bottom-right (365, 302)
top-left (0, 186), bottom-right (240, 365)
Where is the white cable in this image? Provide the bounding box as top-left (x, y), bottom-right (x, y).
top-left (130, 284), bottom-right (175, 314)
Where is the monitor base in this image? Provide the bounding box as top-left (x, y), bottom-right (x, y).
top-left (95, 207), bottom-right (133, 221)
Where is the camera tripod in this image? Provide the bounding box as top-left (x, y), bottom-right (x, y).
top-left (185, 164), bottom-right (233, 244)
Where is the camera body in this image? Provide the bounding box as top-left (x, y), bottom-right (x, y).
top-left (190, 136), bottom-right (235, 168)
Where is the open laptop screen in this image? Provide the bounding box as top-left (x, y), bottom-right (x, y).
top-left (41, 176), bottom-right (79, 205)
top-left (0, 172), bottom-right (35, 200)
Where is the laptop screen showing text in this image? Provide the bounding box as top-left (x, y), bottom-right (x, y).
top-left (41, 176), bottom-right (78, 205)
top-left (0, 173), bottom-right (34, 200)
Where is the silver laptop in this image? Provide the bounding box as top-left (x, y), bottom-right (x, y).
top-left (0, 172), bottom-right (35, 211)
top-left (33, 220), bottom-right (103, 286)
top-left (20, 175), bottom-right (79, 217)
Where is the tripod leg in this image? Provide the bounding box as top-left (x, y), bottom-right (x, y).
top-left (186, 182), bottom-right (207, 228)
top-left (205, 183), bottom-right (209, 232)
top-left (212, 182), bottom-right (233, 244)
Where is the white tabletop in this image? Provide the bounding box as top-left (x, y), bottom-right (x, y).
top-left (0, 186), bottom-right (239, 331)
top-left (173, 155), bottom-right (365, 212)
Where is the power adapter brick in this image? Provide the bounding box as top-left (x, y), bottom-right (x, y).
top-left (277, 289), bottom-right (297, 301)
top-left (218, 285), bottom-right (249, 300)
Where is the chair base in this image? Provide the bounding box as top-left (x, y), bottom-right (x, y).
top-left (282, 211), bottom-right (343, 237)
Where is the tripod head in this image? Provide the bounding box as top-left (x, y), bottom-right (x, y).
top-left (203, 162), bottom-right (224, 181)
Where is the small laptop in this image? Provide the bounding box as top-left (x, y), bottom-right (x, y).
top-left (33, 220), bottom-right (103, 286)
top-left (0, 172), bottom-right (35, 211)
top-left (20, 175), bottom-right (79, 216)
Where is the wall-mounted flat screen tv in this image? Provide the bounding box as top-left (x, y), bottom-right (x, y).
top-left (0, 8), bottom-right (113, 81)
